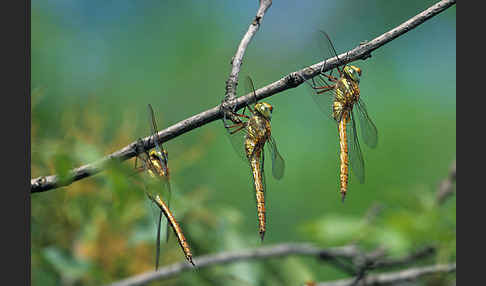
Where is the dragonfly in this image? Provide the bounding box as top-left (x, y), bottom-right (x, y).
top-left (223, 76), bottom-right (285, 241)
top-left (134, 104), bottom-right (194, 268)
top-left (307, 31), bottom-right (378, 201)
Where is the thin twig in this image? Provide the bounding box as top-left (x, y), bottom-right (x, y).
top-left (105, 243), bottom-right (359, 286)
top-left (437, 160), bottom-right (456, 204)
top-left (315, 263), bottom-right (456, 286)
top-left (31, 0), bottom-right (456, 193)
top-left (370, 246), bottom-right (435, 269)
top-left (348, 247), bottom-right (387, 286)
top-left (222, 0), bottom-right (272, 124)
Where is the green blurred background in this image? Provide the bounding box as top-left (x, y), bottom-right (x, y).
top-left (31, 1), bottom-right (456, 285)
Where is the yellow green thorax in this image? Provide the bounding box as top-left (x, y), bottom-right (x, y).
top-left (332, 65), bottom-right (362, 122)
top-left (148, 149), bottom-right (169, 177)
top-left (244, 102), bottom-right (273, 160)
top-left (343, 65), bottom-right (361, 83)
top-left (254, 102), bottom-right (273, 120)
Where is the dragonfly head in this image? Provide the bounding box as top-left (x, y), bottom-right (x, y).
top-left (344, 65), bottom-right (361, 83)
top-left (254, 102), bottom-right (273, 120)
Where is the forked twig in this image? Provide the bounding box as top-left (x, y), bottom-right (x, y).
top-left (105, 243), bottom-right (359, 286)
top-left (222, 0), bottom-right (272, 125)
top-left (315, 263), bottom-right (456, 286)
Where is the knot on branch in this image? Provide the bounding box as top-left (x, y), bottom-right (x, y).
top-left (32, 176), bottom-right (47, 190)
top-left (252, 16), bottom-right (262, 25)
top-left (285, 72), bottom-right (305, 88)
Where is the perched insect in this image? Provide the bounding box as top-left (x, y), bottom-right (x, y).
top-left (307, 31), bottom-right (378, 201)
top-left (223, 76), bottom-right (285, 241)
top-left (134, 104), bottom-right (194, 268)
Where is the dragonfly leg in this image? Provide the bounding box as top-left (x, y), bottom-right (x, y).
top-left (226, 123), bottom-right (243, 129)
top-left (247, 104), bottom-right (255, 114)
top-left (229, 123), bottom-right (246, 135)
top-left (234, 112), bottom-right (250, 119)
top-left (320, 73), bottom-right (339, 82)
top-left (314, 84), bottom-right (335, 94)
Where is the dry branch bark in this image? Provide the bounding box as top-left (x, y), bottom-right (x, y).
top-left (104, 242), bottom-right (447, 286)
top-left (105, 243), bottom-right (359, 286)
top-left (223, 0), bottom-right (272, 104)
top-left (31, 0), bottom-right (456, 193)
top-left (315, 263), bottom-right (456, 286)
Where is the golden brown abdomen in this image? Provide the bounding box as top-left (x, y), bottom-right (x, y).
top-left (249, 151), bottom-right (266, 241)
top-left (338, 112), bottom-right (349, 201)
top-left (154, 195), bottom-right (194, 265)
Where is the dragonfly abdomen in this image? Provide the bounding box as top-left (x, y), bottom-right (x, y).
top-left (154, 195), bottom-right (195, 266)
top-left (249, 149), bottom-right (266, 241)
top-left (338, 112), bottom-right (349, 201)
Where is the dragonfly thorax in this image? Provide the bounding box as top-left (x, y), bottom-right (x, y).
top-left (149, 149), bottom-right (169, 177)
top-left (333, 76), bottom-right (360, 122)
top-left (343, 65), bottom-right (361, 83)
top-left (254, 102), bottom-right (273, 120)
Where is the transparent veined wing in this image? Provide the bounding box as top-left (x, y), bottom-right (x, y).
top-left (244, 76), bottom-right (259, 108)
top-left (306, 74), bottom-right (337, 121)
top-left (142, 173), bottom-right (174, 268)
top-left (147, 104), bottom-right (169, 174)
top-left (355, 98), bottom-right (378, 149)
top-left (147, 104), bottom-right (171, 242)
top-left (222, 114), bottom-right (249, 162)
top-left (148, 104), bottom-right (162, 153)
top-left (260, 148), bottom-right (266, 197)
top-left (348, 109), bottom-right (365, 184)
top-left (317, 30), bottom-right (345, 78)
top-left (267, 136), bottom-right (285, 180)
top-left (305, 30), bottom-right (348, 120)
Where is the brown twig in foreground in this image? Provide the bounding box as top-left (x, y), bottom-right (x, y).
top-left (105, 243), bottom-right (359, 286)
top-left (31, 0), bottom-right (455, 193)
top-left (315, 263), bottom-right (456, 286)
top-left (105, 242), bottom-right (442, 286)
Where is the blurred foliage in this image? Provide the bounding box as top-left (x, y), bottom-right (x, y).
top-left (31, 1), bottom-right (455, 285)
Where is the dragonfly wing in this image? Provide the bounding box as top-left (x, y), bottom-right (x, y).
top-left (155, 209), bottom-right (162, 270)
top-left (244, 76), bottom-right (259, 106)
top-left (148, 104), bottom-right (162, 153)
top-left (348, 109), bottom-right (365, 184)
top-left (317, 30), bottom-right (344, 77)
top-left (307, 30), bottom-right (349, 120)
top-left (164, 180), bottom-right (172, 243)
top-left (306, 75), bottom-right (336, 120)
top-left (267, 136), bottom-right (285, 180)
top-left (261, 150), bottom-right (266, 196)
top-left (356, 99), bottom-right (378, 148)
top-left (148, 104), bottom-right (170, 174)
top-left (143, 186), bottom-right (165, 270)
top-left (222, 110), bottom-right (250, 162)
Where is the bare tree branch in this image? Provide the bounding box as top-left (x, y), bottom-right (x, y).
top-left (314, 263), bottom-right (456, 286)
top-left (31, 0), bottom-right (455, 193)
top-left (105, 243), bottom-right (359, 286)
top-left (105, 243), bottom-right (440, 286)
top-left (437, 160), bottom-right (456, 204)
top-left (370, 246), bottom-right (436, 269)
